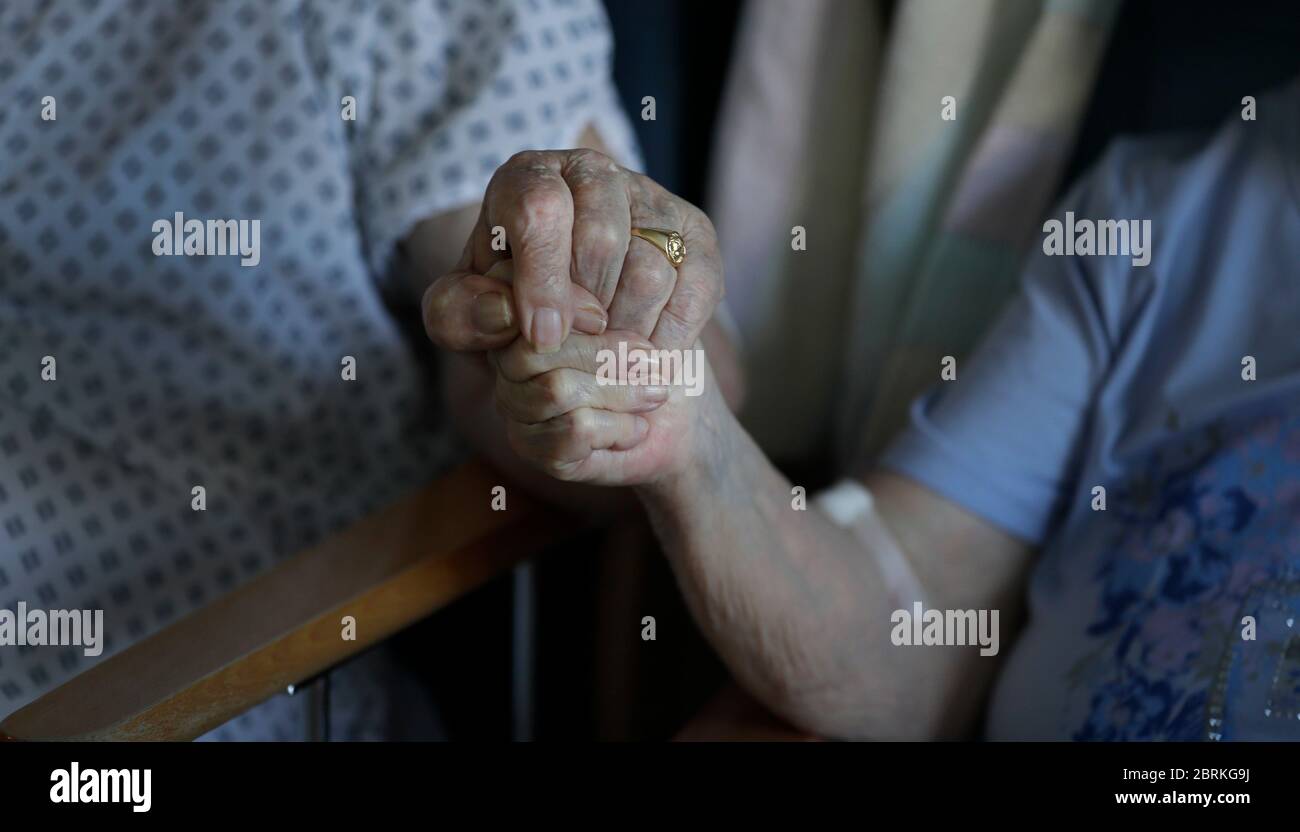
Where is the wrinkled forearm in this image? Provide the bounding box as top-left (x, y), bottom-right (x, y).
top-left (634, 391), bottom-right (964, 739)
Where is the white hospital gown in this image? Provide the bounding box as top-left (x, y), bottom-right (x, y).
top-left (0, 0), bottom-right (638, 738)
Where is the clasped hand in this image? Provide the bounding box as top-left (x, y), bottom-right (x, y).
top-left (422, 147), bottom-right (727, 485)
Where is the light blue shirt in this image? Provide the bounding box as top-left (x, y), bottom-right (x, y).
top-left (883, 78), bottom-right (1300, 740)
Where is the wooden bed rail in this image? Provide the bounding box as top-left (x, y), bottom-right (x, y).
top-left (0, 459), bottom-right (566, 741)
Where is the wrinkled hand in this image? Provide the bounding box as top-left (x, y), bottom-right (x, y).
top-left (488, 330), bottom-right (719, 485)
top-left (421, 148), bottom-right (723, 354)
top-left (421, 147), bottom-right (727, 487)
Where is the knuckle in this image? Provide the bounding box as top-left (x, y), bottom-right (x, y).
top-left (688, 203), bottom-right (717, 238)
top-left (487, 153), bottom-right (532, 198)
top-left (660, 282), bottom-right (715, 341)
top-left (568, 148), bottom-right (623, 183)
top-left (567, 147), bottom-right (610, 169)
top-left (577, 220), bottom-right (626, 265)
top-left (504, 149), bottom-right (545, 171)
top-left (514, 186), bottom-right (570, 240)
top-left (658, 303), bottom-right (693, 339)
top-left (566, 408), bottom-right (599, 443)
top-left (676, 284), bottom-right (715, 327)
top-left (624, 261), bottom-right (674, 301)
top-left (656, 194), bottom-right (685, 227)
top-left (676, 296), bottom-right (717, 335)
top-left (688, 209), bottom-right (723, 261)
top-left (608, 334), bottom-right (655, 357)
top-left (535, 371), bottom-right (569, 410)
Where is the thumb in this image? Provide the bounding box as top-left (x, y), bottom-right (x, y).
top-left (423, 263), bottom-right (606, 352)
top-left (485, 259), bottom-right (607, 339)
top-left (422, 271), bottom-right (518, 352)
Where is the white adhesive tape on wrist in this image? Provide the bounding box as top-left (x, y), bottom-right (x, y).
top-left (814, 479), bottom-right (927, 606)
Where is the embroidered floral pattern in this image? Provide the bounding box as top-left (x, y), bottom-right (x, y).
top-left (1070, 407), bottom-right (1300, 740)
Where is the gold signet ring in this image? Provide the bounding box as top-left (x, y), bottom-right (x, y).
top-left (630, 227), bottom-right (685, 267)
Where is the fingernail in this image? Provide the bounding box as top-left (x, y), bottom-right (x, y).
top-left (634, 416), bottom-right (650, 441)
top-left (532, 307), bottom-right (562, 353)
top-left (574, 303), bottom-right (607, 335)
top-left (641, 385), bottom-right (671, 402)
top-left (472, 292), bottom-right (513, 334)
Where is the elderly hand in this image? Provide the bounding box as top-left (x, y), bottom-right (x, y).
top-left (422, 147), bottom-right (724, 354)
top-left (422, 146), bottom-right (730, 488)
top-left (487, 329), bottom-right (723, 485)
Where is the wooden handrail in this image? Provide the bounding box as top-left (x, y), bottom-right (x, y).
top-left (0, 459), bottom-right (566, 741)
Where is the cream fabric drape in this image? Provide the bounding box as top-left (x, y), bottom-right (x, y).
top-left (708, 0), bottom-right (1119, 469)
